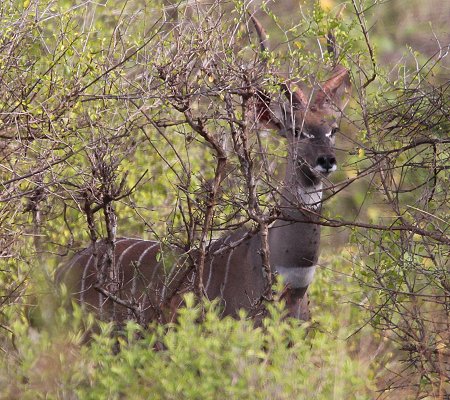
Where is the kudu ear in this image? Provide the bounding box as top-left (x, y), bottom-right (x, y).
top-left (280, 82), bottom-right (308, 111)
top-left (314, 65), bottom-right (351, 111)
top-left (253, 90), bottom-right (283, 131)
top-left (249, 13), bottom-right (308, 129)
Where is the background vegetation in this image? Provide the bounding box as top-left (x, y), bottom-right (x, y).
top-left (0, 0), bottom-right (448, 398)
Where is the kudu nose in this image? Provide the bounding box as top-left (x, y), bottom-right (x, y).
top-left (317, 155), bottom-right (337, 173)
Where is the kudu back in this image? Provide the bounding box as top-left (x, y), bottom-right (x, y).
top-left (57, 16), bottom-right (351, 325)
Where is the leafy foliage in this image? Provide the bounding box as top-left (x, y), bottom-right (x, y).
top-left (1, 0), bottom-right (449, 398)
top-left (3, 294), bottom-right (374, 399)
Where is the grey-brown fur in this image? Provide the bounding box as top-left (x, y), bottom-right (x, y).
top-left (57, 15), bottom-right (351, 324)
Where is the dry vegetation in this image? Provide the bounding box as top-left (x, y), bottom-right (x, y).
top-left (0, 0), bottom-right (448, 398)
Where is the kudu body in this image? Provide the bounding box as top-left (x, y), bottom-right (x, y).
top-left (57, 16), bottom-right (351, 324)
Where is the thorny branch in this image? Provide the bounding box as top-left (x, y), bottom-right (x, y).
top-left (1, 4), bottom-right (448, 396)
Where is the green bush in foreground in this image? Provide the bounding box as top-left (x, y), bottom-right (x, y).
top-left (2, 293), bottom-right (373, 400)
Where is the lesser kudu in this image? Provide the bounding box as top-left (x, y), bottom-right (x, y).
top-left (56, 15), bottom-right (351, 324)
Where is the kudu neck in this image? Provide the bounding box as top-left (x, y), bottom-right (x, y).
top-left (267, 157), bottom-right (323, 270)
top-left (278, 156), bottom-right (323, 218)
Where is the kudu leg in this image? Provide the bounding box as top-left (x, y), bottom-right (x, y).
top-left (282, 287), bottom-right (311, 321)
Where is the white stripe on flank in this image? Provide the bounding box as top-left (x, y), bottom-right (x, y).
top-left (131, 242), bottom-right (159, 296)
top-left (77, 238), bottom-right (129, 307)
top-left (204, 255), bottom-right (215, 293)
top-left (275, 265), bottom-right (317, 288)
top-left (221, 238), bottom-right (239, 296)
top-left (117, 240), bottom-right (144, 267)
top-left (136, 241), bottom-right (159, 266)
top-left (205, 236), bottom-right (231, 293)
top-left (150, 248), bottom-right (164, 281)
top-left (80, 254), bottom-right (94, 302)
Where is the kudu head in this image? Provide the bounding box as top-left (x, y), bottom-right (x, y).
top-left (250, 15), bottom-right (351, 188)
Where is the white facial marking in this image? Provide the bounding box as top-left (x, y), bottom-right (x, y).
top-left (325, 130), bottom-right (333, 138)
top-left (276, 265), bottom-right (317, 288)
top-left (314, 164), bottom-right (337, 174)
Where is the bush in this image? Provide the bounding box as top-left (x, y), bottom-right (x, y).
top-left (2, 293), bottom-right (374, 400)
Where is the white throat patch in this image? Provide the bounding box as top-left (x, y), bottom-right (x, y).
top-left (297, 183), bottom-right (323, 210)
top-left (276, 265), bottom-right (317, 288)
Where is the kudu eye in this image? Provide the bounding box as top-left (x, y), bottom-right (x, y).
top-left (294, 129), bottom-right (311, 139)
top-left (331, 127), bottom-right (339, 136)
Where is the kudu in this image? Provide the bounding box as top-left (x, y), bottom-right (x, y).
top-left (56, 15), bottom-right (351, 324)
